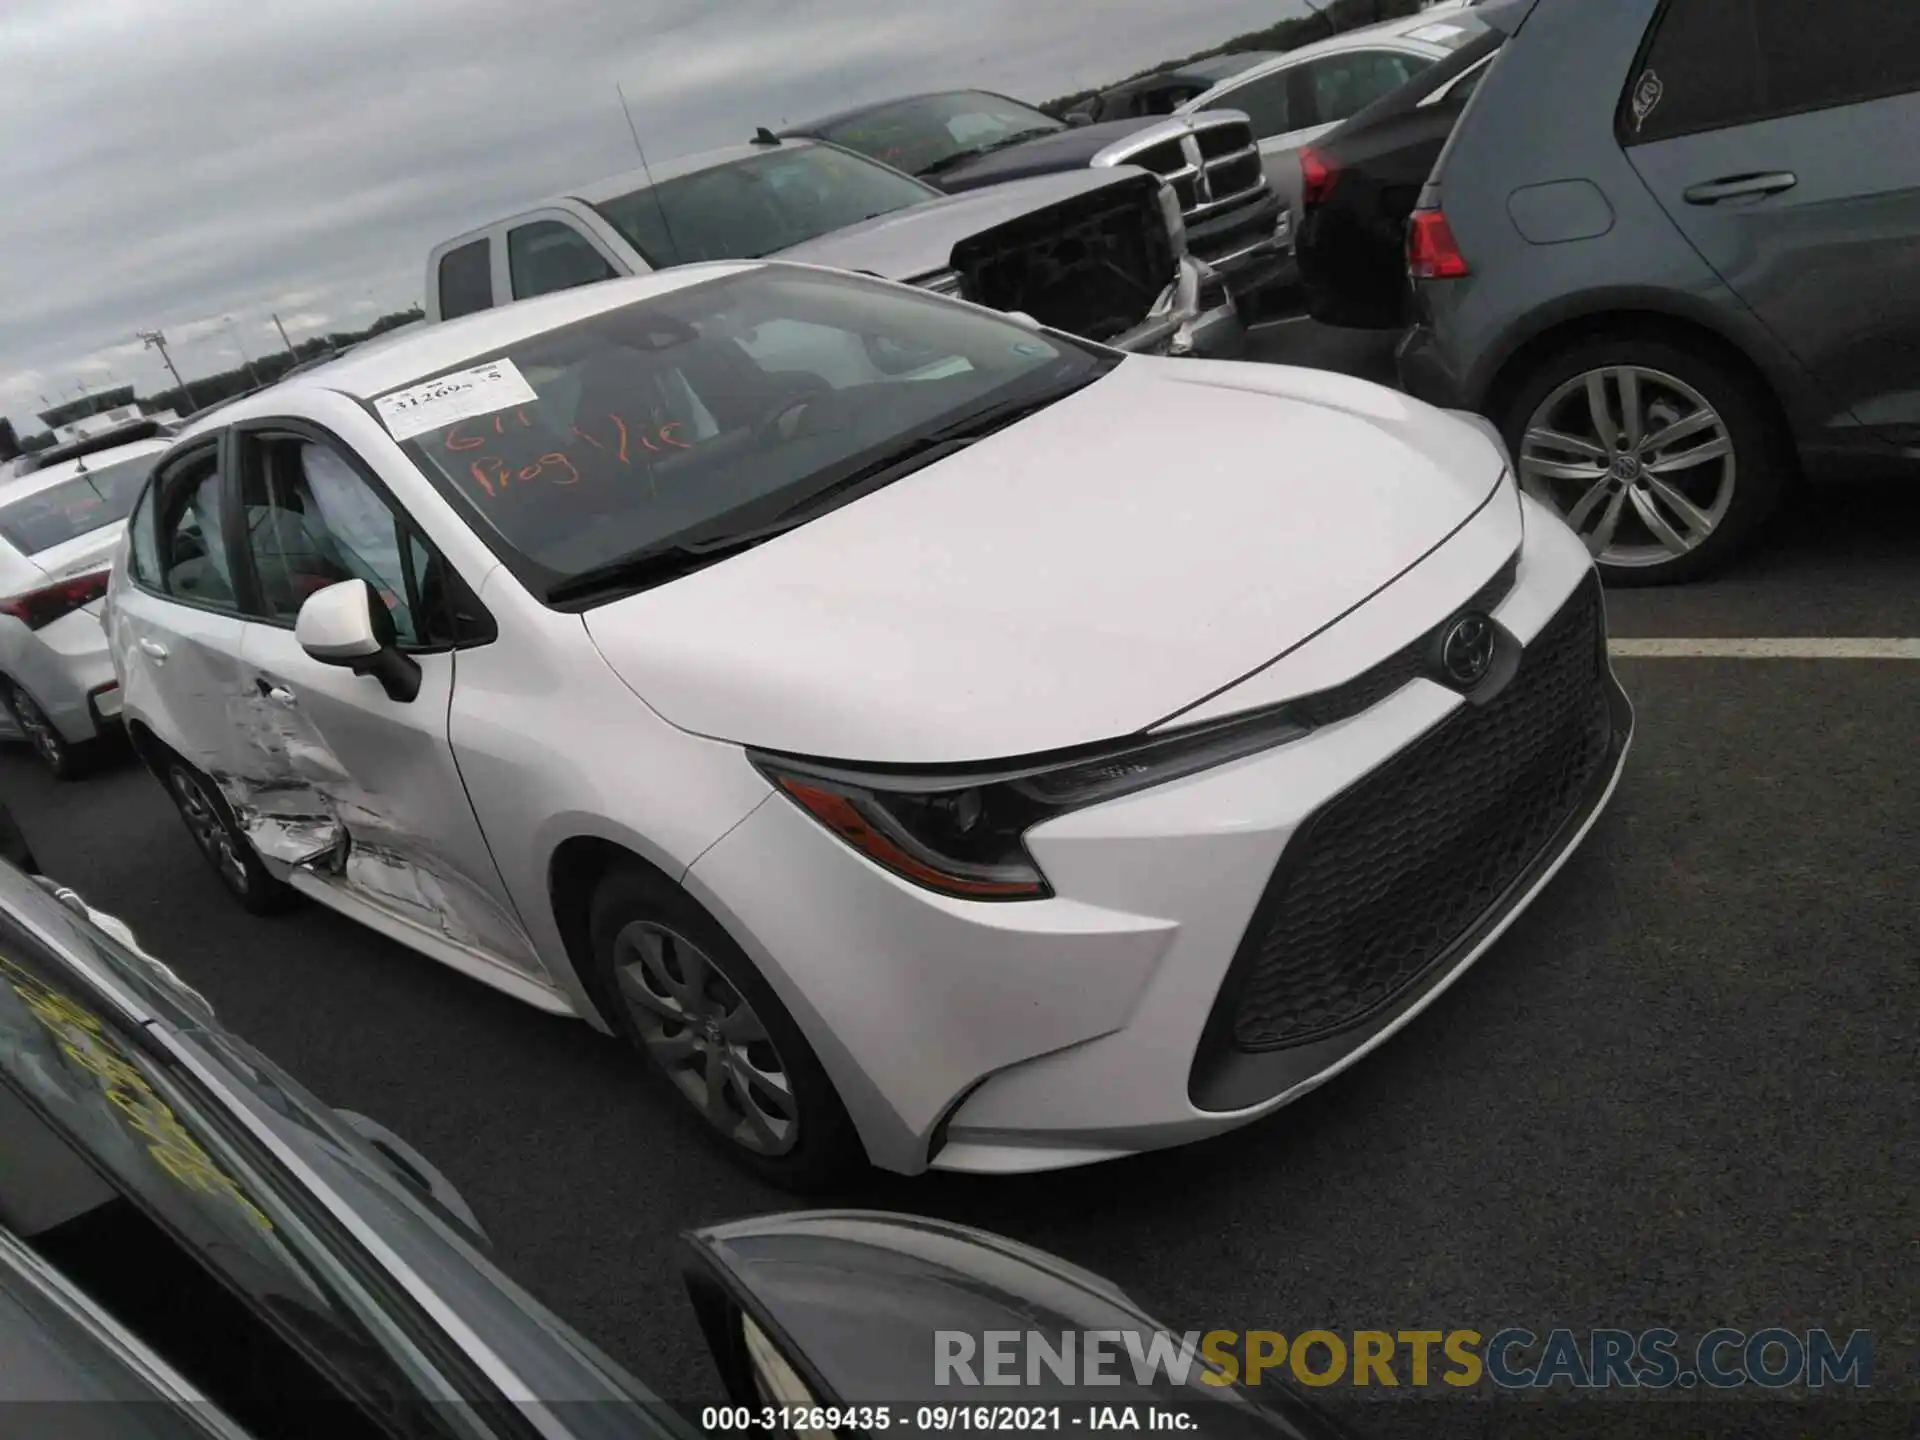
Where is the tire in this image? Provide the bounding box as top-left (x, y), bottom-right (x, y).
top-left (587, 862), bottom-right (864, 1192)
top-left (1499, 335), bottom-right (1788, 587)
top-left (4, 681), bottom-right (89, 781)
top-left (162, 757), bottom-right (296, 916)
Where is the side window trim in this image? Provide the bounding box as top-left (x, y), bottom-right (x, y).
top-left (227, 418), bottom-right (495, 653)
top-left (129, 433), bottom-right (245, 620)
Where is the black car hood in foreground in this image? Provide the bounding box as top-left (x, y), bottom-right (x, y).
top-left (917, 118), bottom-right (1161, 192)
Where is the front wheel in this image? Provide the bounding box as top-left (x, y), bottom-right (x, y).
top-left (1501, 337), bottom-right (1787, 586)
top-left (588, 862), bottom-right (864, 1191)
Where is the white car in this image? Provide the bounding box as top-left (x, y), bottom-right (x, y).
top-left (0, 438), bottom-right (169, 776)
top-left (107, 263), bottom-right (1632, 1187)
top-left (1176, 7), bottom-right (1494, 244)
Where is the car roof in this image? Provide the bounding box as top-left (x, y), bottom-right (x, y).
top-left (1180, 10), bottom-right (1474, 108)
top-left (177, 263), bottom-right (761, 433)
top-left (0, 439), bottom-right (170, 501)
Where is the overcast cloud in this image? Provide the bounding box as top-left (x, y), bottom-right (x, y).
top-left (0, 0), bottom-right (1308, 429)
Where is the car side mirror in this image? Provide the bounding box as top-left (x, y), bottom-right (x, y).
top-left (679, 1212), bottom-right (1354, 1438)
top-left (295, 579), bottom-right (421, 704)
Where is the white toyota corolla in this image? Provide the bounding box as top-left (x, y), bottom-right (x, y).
top-left (108, 263), bottom-right (1631, 1187)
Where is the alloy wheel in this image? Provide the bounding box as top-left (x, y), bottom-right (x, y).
top-left (8, 685), bottom-right (67, 772)
top-left (170, 767), bottom-right (250, 895)
top-left (612, 920), bottom-right (799, 1156)
top-left (1519, 365), bottom-right (1736, 569)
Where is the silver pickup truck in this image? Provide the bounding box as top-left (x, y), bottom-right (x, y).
top-left (424, 134), bottom-right (1244, 357)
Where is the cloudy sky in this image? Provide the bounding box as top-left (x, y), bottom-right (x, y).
top-left (0, 0), bottom-right (1312, 431)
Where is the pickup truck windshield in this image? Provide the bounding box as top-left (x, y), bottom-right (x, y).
top-left (817, 92), bottom-right (1066, 177)
top-left (390, 266), bottom-right (1113, 603)
top-left (594, 145), bottom-right (937, 267)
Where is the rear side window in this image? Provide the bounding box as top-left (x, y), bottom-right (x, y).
top-left (508, 221), bottom-right (617, 300)
top-left (1625, 0), bottom-right (1920, 143)
top-left (435, 239), bottom-right (493, 320)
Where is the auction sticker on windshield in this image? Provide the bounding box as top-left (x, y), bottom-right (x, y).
top-left (375, 360), bottom-right (539, 442)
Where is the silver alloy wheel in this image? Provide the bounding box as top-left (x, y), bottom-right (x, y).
top-left (612, 920), bottom-right (798, 1157)
top-left (170, 767), bottom-right (250, 894)
top-left (1519, 365), bottom-right (1736, 568)
top-left (8, 685), bottom-right (64, 770)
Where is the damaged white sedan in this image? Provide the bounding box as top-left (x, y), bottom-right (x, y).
top-left (107, 262), bottom-right (1632, 1189)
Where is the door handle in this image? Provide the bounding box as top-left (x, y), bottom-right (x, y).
top-left (256, 678), bottom-right (297, 708)
top-left (137, 638), bottom-right (168, 661)
top-left (1682, 171), bottom-right (1797, 205)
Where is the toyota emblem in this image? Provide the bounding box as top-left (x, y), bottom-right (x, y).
top-left (1439, 613), bottom-right (1497, 688)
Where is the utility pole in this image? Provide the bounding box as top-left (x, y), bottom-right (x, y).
top-left (222, 316), bottom-right (263, 387)
top-left (137, 329), bottom-right (196, 409)
top-left (271, 312), bottom-right (299, 362)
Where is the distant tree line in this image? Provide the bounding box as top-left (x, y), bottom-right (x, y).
top-left (1039, 0), bottom-right (1430, 116)
top-left (13, 305), bottom-right (425, 453)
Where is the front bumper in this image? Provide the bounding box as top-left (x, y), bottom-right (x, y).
top-left (687, 491), bottom-right (1631, 1176)
top-left (1109, 255), bottom-right (1246, 361)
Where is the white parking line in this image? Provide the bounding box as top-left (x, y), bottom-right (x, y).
top-left (1609, 638), bottom-right (1920, 659)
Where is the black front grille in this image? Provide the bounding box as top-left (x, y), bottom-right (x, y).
top-left (1196, 121), bottom-right (1253, 161)
top-left (1128, 139), bottom-right (1188, 177)
top-left (1206, 154), bottom-right (1263, 200)
top-left (1221, 574), bottom-right (1612, 1053)
top-left (951, 177), bottom-right (1174, 343)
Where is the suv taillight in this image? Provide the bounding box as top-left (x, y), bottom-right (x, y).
top-left (0, 569), bottom-right (111, 631)
top-left (1300, 147), bottom-right (1340, 208)
top-left (1407, 208), bottom-right (1471, 280)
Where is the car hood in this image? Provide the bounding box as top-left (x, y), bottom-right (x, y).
top-left (770, 167), bottom-right (1150, 283)
top-left (583, 359), bottom-right (1506, 765)
top-left (921, 118), bottom-right (1162, 192)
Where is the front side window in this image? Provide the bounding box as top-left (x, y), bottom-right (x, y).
top-left (593, 145), bottom-right (937, 267)
top-left (239, 440), bottom-right (420, 645)
top-left (508, 221), bottom-right (617, 300)
top-left (0, 453), bottom-right (159, 557)
top-left (436, 240), bottom-right (493, 321)
top-left (1624, 0), bottom-right (1920, 144)
top-left (1298, 50), bottom-right (1432, 130)
top-left (384, 266), bottom-right (1113, 601)
top-left (157, 456), bottom-right (237, 611)
top-left (815, 91), bottom-right (1064, 178)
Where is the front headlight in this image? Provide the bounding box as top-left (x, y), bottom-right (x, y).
top-left (752, 702), bottom-right (1307, 901)
top-left (1157, 182), bottom-right (1187, 253)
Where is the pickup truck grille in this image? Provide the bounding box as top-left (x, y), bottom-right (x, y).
top-left (1099, 115), bottom-right (1268, 233)
top-left (950, 176), bottom-right (1173, 344)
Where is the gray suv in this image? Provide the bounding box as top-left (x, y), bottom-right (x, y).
top-left (1397, 0), bottom-right (1920, 584)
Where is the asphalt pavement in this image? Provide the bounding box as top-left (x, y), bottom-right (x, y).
top-left (4, 318), bottom-right (1914, 1432)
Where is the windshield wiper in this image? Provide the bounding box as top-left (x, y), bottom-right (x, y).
top-left (545, 531), bottom-right (784, 604)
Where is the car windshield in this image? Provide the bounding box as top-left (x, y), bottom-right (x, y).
top-left (389, 266), bottom-right (1112, 603)
top-left (817, 92), bottom-right (1066, 177)
top-left (592, 145), bottom-right (936, 266)
top-left (0, 453), bottom-right (156, 556)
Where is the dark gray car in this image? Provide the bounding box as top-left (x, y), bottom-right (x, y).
top-left (1396, 0), bottom-right (1920, 584)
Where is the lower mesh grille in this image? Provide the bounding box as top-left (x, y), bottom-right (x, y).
top-left (1225, 575), bottom-right (1612, 1052)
